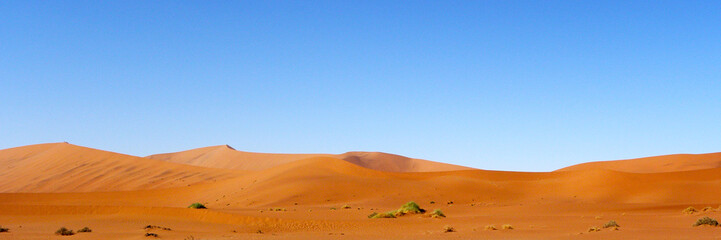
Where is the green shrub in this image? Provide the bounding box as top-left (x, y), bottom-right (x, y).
top-left (693, 216), bottom-right (719, 226)
top-left (603, 220), bottom-right (620, 228)
top-left (391, 201), bottom-right (425, 216)
top-left (55, 227), bottom-right (74, 236)
top-left (188, 203), bottom-right (207, 209)
top-left (368, 212), bottom-right (395, 218)
top-left (429, 209), bottom-right (446, 218)
top-left (77, 226), bottom-right (92, 232)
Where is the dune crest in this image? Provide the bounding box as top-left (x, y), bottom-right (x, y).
top-left (0, 143), bottom-right (240, 193)
top-left (557, 152), bottom-right (721, 173)
top-left (148, 146), bottom-right (473, 172)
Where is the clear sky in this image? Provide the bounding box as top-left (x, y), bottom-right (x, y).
top-left (1, 1), bottom-right (719, 171)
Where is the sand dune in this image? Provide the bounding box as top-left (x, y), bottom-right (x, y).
top-left (147, 145), bottom-right (332, 171)
top-left (557, 152), bottom-right (721, 173)
top-left (3, 143), bottom-right (721, 239)
top-left (0, 143), bottom-right (241, 193)
top-left (147, 145), bottom-right (473, 172)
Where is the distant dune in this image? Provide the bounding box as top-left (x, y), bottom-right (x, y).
top-left (0, 143), bottom-right (240, 193)
top-left (4, 143), bottom-right (721, 239)
top-left (147, 145), bottom-right (473, 172)
top-left (556, 152), bottom-right (721, 173)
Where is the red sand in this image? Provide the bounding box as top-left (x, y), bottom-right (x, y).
top-left (2, 143), bottom-right (721, 239)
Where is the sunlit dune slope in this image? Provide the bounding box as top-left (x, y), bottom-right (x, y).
top-left (147, 145), bottom-right (473, 172)
top-left (143, 156), bottom-right (721, 208)
top-left (0, 143), bottom-right (241, 193)
top-left (556, 152), bottom-right (721, 173)
top-left (146, 145), bottom-right (332, 171)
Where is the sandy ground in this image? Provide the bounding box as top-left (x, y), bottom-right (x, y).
top-left (2, 143), bottom-right (721, 239)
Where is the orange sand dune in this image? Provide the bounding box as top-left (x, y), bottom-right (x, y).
top-left (146, 145), bottom-right (332, 171)
top-left (557, 152), bottom-right (721, 173)
top-left (3, 143), bottom-right (721, 239)
top-left (0, 143), bottom-right (241, 193)
top-left (147, 145), bottom-right (473, 172)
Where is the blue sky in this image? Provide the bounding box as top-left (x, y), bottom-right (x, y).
top-left (1, 1), bottom-right (720, 171)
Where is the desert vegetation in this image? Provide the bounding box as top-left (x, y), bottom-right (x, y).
top-left (188, 202), bottom-right (207, 209)
top-left (144, 225), bottom-right (172, 231)
top-left (368, 201), bottom-right (426, 219)
top-left (485, 224), bottom-right (497, 230)
top-left (588, 226), bottom-right (601, 232)
top-left (145, 232), bottom-right (159, 237)
top-left (443, 225), bottom-right (455, 232)
top-left (603, 220), bottom-right (620, 228)
top-left (0, 226), bottom-right (8, 232)
top-left (693, 216), bottom-right (719, 227)
top-left (428, 209), bottom-right (446, 218)
top-left (683, 206), bottom-right (698, 214)
top-left (55, 227), bottom-right (74, 236)
top-left (502, 224), bottom-right (514, 230)
top-left (77, 226), bottom-right (92, 232)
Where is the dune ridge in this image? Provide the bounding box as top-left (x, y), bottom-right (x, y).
top-left (557, 152), bottom-right (721, 173)
top-left (147, 145), bottom-right (473, 172)
top-left (0, 143), bottom-right (241, 193)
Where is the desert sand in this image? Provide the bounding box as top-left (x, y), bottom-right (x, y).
top-left (2, 143), bottom-right (721, 239)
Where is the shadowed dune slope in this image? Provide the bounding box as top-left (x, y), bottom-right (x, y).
top-left (556, 152), bottom-right (721, 173)
top-left (0, 143), bottom-right (241, 193)
top-left (337, 151), bottom-right (473, 172)
top-left (147, 146), bottom-right (473, 172)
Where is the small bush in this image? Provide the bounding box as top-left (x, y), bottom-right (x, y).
top-left (188, 203), bottom-right (207, 209)
top-left (683, 206), bottom-right (698, 214)
top-left (429, 209), bottom-right (446, 218)
top-left (588, 226), bottom-right (601, 232)
top-left (0, 226), bottom-right (8, 232)
top-left (368, 212), bottom-right (395, 218)
top-left (693, 216), bottom-right (719, 227)
top-left (603, 220), bottom-right (620, 228)
top-left (77, 226), bottom-right (92, 232)
top-left (430, 201), bottom-right (435, 204)
top-left (392, 201), bottom-right (425, 216)
top-left (702, 206), bottom-right (714, 212)
top-left (269, 208), bottom-right (286, 211)
top-left (484, 225), bottom-right (497, 230)
top-left (145, 232), bottom-right (159, 237)
top-left (55, 227), bottom-right (75, 236)
top-left (342, 205), bottom-right (351, 209)
top-left (502, 224), bottom-right (513, 230)
top-left (144, 225), bottom-right (171, 231)
top-left (443, 225), bottom-right (455, 233)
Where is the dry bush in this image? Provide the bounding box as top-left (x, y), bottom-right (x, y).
top-left (502, 224), bottom-right (514, 230)
top-left (603, 220), bottom-right (620, 228)
top-left (55, 227), bottom-right (74, 236)
top-left (683, 206), bottom-right (698, 214)
top-left (693, 216), bottom-right (719, 227)
top-left (485, 225), bottom-right (497, 230)
top-left (443, 225), bottom-right (455, 233)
